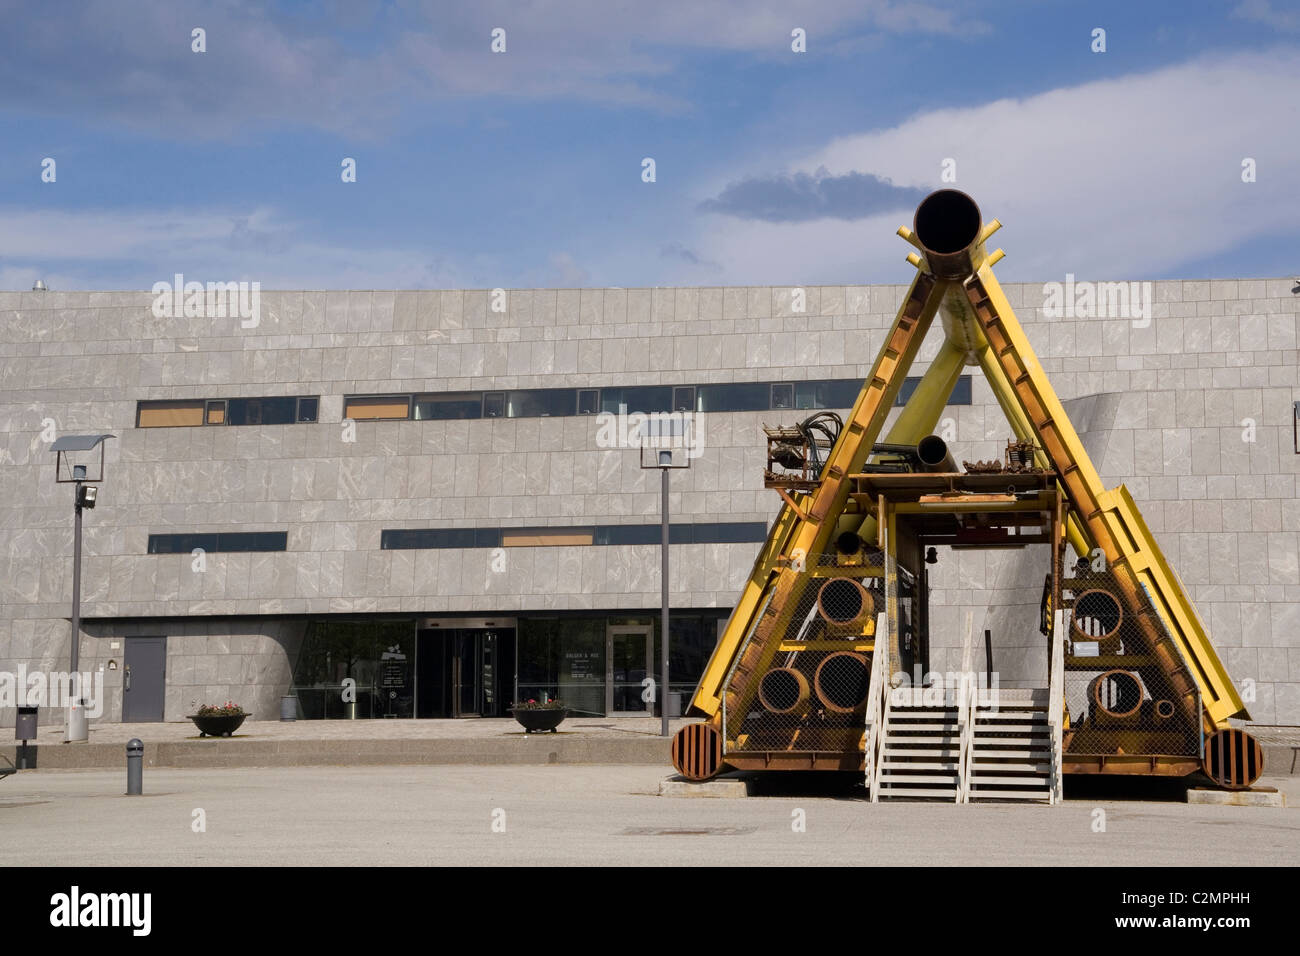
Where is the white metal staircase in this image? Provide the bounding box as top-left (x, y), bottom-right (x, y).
top-left (864, 609), bottom-right (1064, 804)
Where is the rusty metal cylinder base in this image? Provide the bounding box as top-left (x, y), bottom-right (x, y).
top-left (671, 723), bottom-right (724, 781)
top-left (758, 667), bottom-right (811, 715)
top-left (813, 652), bottom-right (871, 714)
top-left (817, 578), bottom-right (874, 635)
top-left (1202, 727), bottom-right (1264, 790)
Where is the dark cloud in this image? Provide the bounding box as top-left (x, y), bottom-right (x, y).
top-left (698, 168), bottom-right (927, 222)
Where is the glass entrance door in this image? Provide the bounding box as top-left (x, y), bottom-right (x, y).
top-left (417, 627), bottom-right (511, 718)
top-left (607, 625), bottom-right (653, 715)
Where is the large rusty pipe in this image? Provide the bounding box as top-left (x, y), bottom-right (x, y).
top-left (813, 651), bottom-right (871, 713)
top-left (1088, 669), bottom-right (1143, 722)
top-left (816, 578), bottom-right (874, 634)
top-left (758, 667), bottom-right (811, 715)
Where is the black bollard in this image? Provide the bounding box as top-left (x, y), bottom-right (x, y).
top-left (126, 738), bottom-right (143, 795)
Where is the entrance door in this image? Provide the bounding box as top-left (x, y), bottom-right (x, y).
top-left (606, 625), bottom-right (653, 715)
top-left (416, 627), bottom-right (512, 718)
top-left (122, 636), bottom-right (167, 722)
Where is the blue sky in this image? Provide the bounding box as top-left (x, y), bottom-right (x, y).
top-left (1, 0), bottom-right (1297, 290)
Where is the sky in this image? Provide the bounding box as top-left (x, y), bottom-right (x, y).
top-left (1, 0), bottom-right (1297, 291)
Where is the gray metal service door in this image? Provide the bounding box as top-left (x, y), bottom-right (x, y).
top-left (122, 637), bottom-right (167, 722)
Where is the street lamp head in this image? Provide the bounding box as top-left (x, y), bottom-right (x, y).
top-left (77, 485), bottom-right (97, 509)
top-left (52, 433), bottom-right (115, 484)
top-left (658, 450), bottom-right (674, 467)
top-left (32, 279), bottom-right (47, 292)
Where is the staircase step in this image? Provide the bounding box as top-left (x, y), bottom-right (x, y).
top-left (878, 773), bottom-right (960, 784)
top-left (885, 748), bottom-right (961, 757)
top-left (969, 790), bottom-right (1052, 801)
top-left (881, 761), bottom-right (960, 770)
top-left (971, 763), bottom-right (1052, 773)
top-left (971, 749), bottom-right (1051, 759)
top-left (885, 723), bottom-right (961, 732)
top-left (878, 788), bottom-right (960, 798)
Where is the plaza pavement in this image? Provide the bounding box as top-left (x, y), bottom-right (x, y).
top-left (1, 765), bottom-right (1296, 867)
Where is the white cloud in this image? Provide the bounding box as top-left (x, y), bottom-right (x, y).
top-left (682, 49), bottom-right (1300, 284)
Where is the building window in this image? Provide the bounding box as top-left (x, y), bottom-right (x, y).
top-left (577, 389), bottom-right (599, 415)
top-left (673, 386), bottom-right (696, 413)
top-left (501, 528), bottom-right (596, 547)
top-left (147, 531), bottom-right (288, 554)
top-left (139, 397), bottom-right (319, 427)
top-left (483, 392), bottom-right (506, 418)
top-left (137, 400), bottom-right (205, 428)
top-left (696, 382), bottom-right (769, 413)
top-left (227, 396), bottom-right (299, 426)
top-left (344, 395), bottom-right (410, 420)
top-left (771, 383), bottom-right (794, 409)
top-left (600, 386), bottom-right (673, 416)
top-left (507, 389), bottom-right (575, 418)
top-left (414, 392), bottom-right (483, 420)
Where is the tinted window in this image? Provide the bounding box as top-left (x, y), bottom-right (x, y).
top-left (148, 531), bottom-right (287, 554)
top-left (797, 380), bottom-right (860, 409)
top-left (696, 382), bottom-right (769, 413)
top-left (227, 397), bottom-right (298, 426)
top-left (297, 397), bottom-right (319, 422)
top-left (414, 393), bottom-right (483, 420)
top-left (507, 389), bottom-right (575, 418)
top-left (600, 386), bottom-right (673, 415)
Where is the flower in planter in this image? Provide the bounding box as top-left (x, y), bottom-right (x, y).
top-left (509, 699), bottom-right (565, 711)
top-left (194, 702), bottom-right (248, 718)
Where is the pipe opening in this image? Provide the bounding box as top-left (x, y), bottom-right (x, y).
top-left (819, 578), bottom-right (868, 624)
top-left (835, 531), bottom-right (864, 556)
top-left (1072, 589), bottom-right (1123, 642)
top-left (913, 189), bottom-right (981, 255)
top-left (1091, 670), bottom-right (1143, 719)
top-left (917, 434), bottom-right (951, 469)
top-left (758, 668), bottom-right (809, 714)
top-left (814, 652), bottom-right (870, 713)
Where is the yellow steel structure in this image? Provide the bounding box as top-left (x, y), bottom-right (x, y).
top-left (680, 189), bottom-right (1251, 785)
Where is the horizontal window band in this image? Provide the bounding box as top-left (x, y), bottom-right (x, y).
top-left (381, 522), bottom-right (770, 550)
top-left (347, 375), bottom-right (973, 423)
top-left (147, 531), bottom-right (289, 554)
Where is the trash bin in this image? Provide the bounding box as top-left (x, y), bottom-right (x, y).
top-left (15, 706), bottom-right (37, 741)
top-left (279, 695), bottom-right (298, 722)
top-left (667, 692), bottom-right (683, 719)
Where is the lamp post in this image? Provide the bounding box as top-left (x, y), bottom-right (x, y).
top-left (51, 434), bottom-right (114, 742)
top-left (640, 419), bottom-right (691, 738)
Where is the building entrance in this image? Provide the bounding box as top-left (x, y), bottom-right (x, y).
top-left (416, 619), bottom-right (515, 718)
